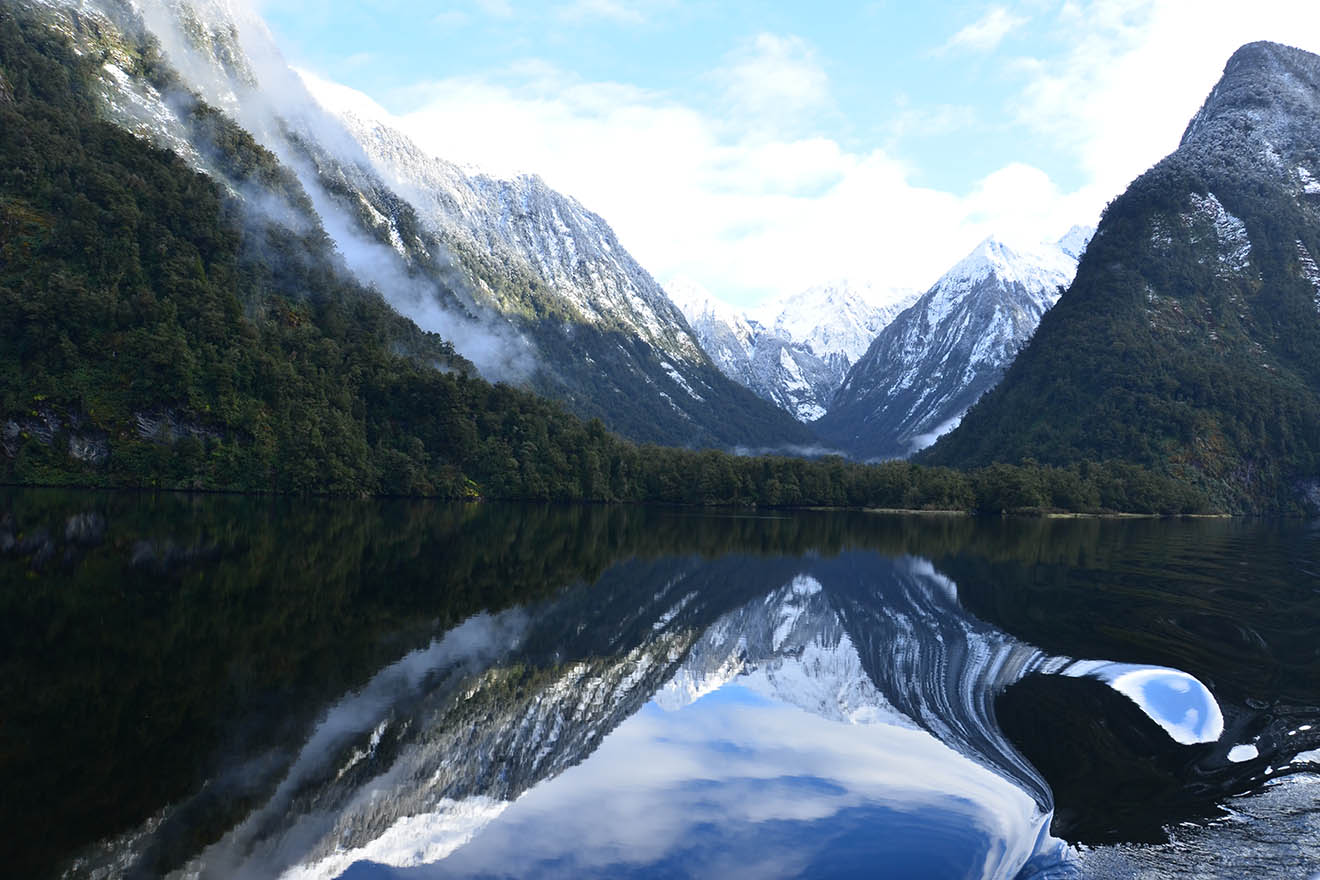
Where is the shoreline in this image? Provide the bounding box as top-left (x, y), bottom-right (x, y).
top-left (0, 481), bottom-right (1266, 518)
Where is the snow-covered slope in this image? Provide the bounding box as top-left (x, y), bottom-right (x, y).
top-left (31, 0), bottom-right (812, 449)
top-left (669, 278), bottom-right (917, 422)
top-left (290, 72), bottom-right (814, 448)
top-left (666, 278), bottom-right (759, 379)
top-left (816, 229), bottom-right (1092, 459)
top-left (756, 281), bottom-right (919, 370)
top-left (301, 74), bottom-right (706, 366)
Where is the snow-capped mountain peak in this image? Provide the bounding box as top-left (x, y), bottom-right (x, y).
top-left (653, 575), bottom-right (910, 727)
top-left (816, 227), bottom-right (1094, 458)
top-left (755, 280), bottom-right (919, 366)
top-left (667, 279), bottom-right (918, 423)
top-left (1057, 224), bottom-right (1094, 261)
top-left (942, 235), bottom-right (1079, 295)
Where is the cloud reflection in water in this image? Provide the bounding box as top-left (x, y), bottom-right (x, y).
top-left (352, 686), bottom-right (1056, 880)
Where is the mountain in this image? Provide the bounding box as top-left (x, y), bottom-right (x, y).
top-left (756, 281), bottom-right (921, 373)
top-left (1, 1), bottom-right (832, 499)
top-left (28, 0), bottom-right (811, 451)
top-left (297, 75), bottom-right (814, 447)
top-left (669, 278), bottom-right (917, 422)
top-left (815, 231), bottom-right (1090, 459)
top-left (924, 41), bottom-right (1320, 513)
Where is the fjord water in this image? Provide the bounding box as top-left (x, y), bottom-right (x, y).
top-left (2, 493), bottom-right (1318, 879)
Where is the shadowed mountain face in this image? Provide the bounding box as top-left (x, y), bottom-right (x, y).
top-left (5, 492), bottom-right (1316, 880)
top-left (815, 233), bottom-right (1087, 461)
top-left (924, 42), bottom-right (1320, 513)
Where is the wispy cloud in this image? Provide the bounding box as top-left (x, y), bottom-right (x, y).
top-left (558, 0), bottom-right (640, 24)
top-left (886, 100), bottom-right (977, 141)
top-left (341, 50), bottom-right (372, 69)
top-left (556, 0), bottom-right (675, 25)
top-left (380, 49), bottom-right (1080, 304)
top-left (432, 10), bottom-right (470, 28)
top-left (474, 0), bottom-right (514, 18)
top-left (1011, 0), bottom-right (1320, 204)
top-left (940, 6), bottom-right (1028, 53)
top-left (715, 33), bottom-right (832, 133)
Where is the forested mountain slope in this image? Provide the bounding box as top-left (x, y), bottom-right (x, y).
top-left (924, 42), bottom-right (1320, 513)
top-left (299, 76), bottom-right (815, 447)
top-left (22, 0), bottom-right (811, 450)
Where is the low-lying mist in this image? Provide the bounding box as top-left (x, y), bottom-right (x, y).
top-left (122, 0), bottom-right (535, 384)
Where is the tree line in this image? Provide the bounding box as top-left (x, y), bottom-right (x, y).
top-left (0, 7), bottom-right (1211, 515)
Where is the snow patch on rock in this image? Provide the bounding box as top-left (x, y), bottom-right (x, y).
top-left (1297, 241), bottom-right (1320, 312)
top-left (1186, 192), bottom-right (1252, 273)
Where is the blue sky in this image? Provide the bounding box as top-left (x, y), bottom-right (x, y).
top-left (263, 2), bottom-right (1068, 193)
top-left (259, 0), bottom-right (1320, 306)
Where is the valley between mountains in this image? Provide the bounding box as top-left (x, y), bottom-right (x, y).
top-left (2, 0), bottom-right (1319, 513)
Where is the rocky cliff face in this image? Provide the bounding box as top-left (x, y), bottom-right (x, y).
top-left (815, 231), bottom-right (1089, 459)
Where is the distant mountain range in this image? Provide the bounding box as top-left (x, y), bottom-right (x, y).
top-left (670, 231), bottom-right (1091, 457)
top-left (925, 41), bottom-right (1320, 512)
top-left (668, 279), bottom-right (917, 421)
top-left (816, 229), bottom-right (1091, 459)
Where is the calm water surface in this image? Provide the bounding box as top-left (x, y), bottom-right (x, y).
top-left (2, 491), bottom-right (1318, 879)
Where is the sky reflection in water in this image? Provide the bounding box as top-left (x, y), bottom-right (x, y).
top-left (217, 549), bottom-right (1243, 880)
top-left (7, 499), bottom-right (1317, 880)
top-left (300, 551), bottom-right (1250, 880)
top-left (341, 685), bottom-right (1050, 880)
top-left (1059, 661), bottom-right (1224, 746)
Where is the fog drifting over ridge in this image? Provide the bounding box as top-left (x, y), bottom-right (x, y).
top-left (125, 0), bottom-right (536, 382)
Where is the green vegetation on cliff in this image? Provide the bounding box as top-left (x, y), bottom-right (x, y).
top-left (923, 42), bottom-right (1320, 514)
top-left (0, 8), bottom-right (1210, 515)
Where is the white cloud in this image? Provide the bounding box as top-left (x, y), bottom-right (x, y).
top-left (474, 0), bottom-right (514, 18)
top-left (941, 6), bottom-right (1028, 53)
top-left (554, 0), bottom-right (665, 24)
top-left (1013, 0), bottom-right (1320, 209)
top-left (252, 0), bottom-right (1320, 316)
top-left (715, 33), bottom-right (832, 131)
top-left (386, 52), bottom-right (1078, 306)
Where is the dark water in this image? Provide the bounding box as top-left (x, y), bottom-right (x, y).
top-left (2, 491), bottom-right (1318, 879)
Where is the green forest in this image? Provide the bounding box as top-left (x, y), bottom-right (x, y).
top-left (0, 8), bottom-right (1213, 515)
top-left (922, 64), bottom-right (1320, 514)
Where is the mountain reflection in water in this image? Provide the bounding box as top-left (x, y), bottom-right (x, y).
top-left (2, 494), bottom-right (1317, 879)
